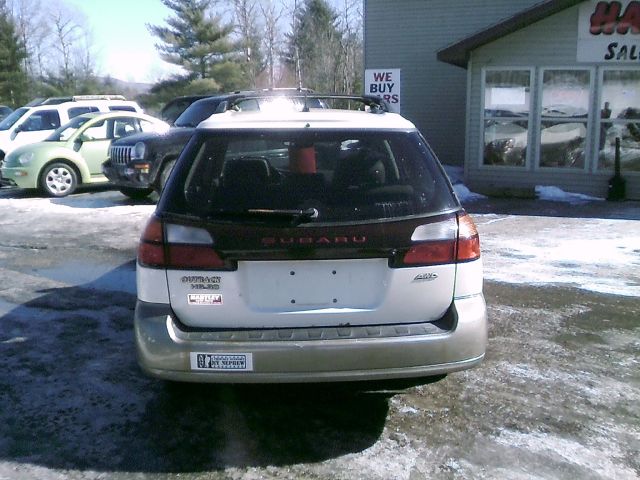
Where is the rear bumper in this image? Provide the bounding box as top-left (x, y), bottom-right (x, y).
top-left (134, 294), bottom-right (487, 383)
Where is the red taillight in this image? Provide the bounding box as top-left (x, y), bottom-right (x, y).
top-left (397, 213), bottom-right (480, 267)
top-left (167, 244), bottom-right (226, 269)
top-left (137, 216), bottom-right (228, 270)
top-left (402, 240), bottom-right (456, 265)
top-left (398, 217), bottom-right (457, 267)
top-left (456, 213), bottom-right (481, 262)
top-left (138, 216), bottom-right (165, 267)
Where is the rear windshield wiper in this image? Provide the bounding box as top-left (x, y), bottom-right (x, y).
top-left (205, 207), bottom-right (319, 225)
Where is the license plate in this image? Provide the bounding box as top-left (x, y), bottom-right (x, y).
top-left (190, 352), bottom-right (253, 371)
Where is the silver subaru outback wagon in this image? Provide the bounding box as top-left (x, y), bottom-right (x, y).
top-left (134, 95), bottom-right (487, 383)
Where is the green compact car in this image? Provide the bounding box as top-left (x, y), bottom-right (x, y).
top-left (0, 111), bottom-right (169, 197)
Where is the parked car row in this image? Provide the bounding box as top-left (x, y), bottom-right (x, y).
top-left (0, 95), bottom-right (153, 196)
top-left (1, 111), bottom-right (168, 196)
top-left (0, 95), bottom-right (142, 160)
top-left (0, 89), bottom-right (322, 197)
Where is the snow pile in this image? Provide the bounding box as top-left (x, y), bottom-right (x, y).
top-left (454, 183), bottom-right (487, 203)
top-left (442, 165), bottom-right (487, 203)
top-left (442, 165), bottom-right (610, 205)
top-left (536, 185), bottom-right (604, 204)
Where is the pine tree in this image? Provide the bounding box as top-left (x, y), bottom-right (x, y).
top-left (0, 2), bottom-right (28, 106)
top-left (286, 0), bottom-right (342, 92)
top-left (148, 0), bottom-right (243, 91)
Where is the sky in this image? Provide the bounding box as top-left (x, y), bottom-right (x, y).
top-left (64, 0), bottom-right (184, 83)
top-left (62, 0), bottom-right (349, 84)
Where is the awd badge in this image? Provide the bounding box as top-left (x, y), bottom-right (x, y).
top-left (413, 272), bottom-right (438, 282)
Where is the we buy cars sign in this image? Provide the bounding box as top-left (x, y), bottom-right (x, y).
top-left (365, 69), bottom-right (401, 113)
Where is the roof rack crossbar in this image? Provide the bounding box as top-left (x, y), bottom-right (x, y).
top-left (222, 93), bottom-right (391, 114)
top-left (26, 94), bottom-right (128, 106)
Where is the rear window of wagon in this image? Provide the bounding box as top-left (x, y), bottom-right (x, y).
top-left (160, 129), bottom-right (459, 223)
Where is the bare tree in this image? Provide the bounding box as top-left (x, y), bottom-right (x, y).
top-left (259, 0), bottom-right (285, 88)
top-left (336, 0), bottom-right (362, 93)
top-left (74, 29), bottom-right (97, 85)
top-left (7, 0), bottom-right (50, 79)
top-left (287, 0), bottom-right (302, 88)
top-left (51, 7), bottom-right (82, 89)
top-left (230, 0), bottom-right (264, 88)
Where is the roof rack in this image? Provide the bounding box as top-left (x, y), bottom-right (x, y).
top-left (217, 93), bottom-right (391, 114)
top-left (36, 96), bottom-right (73, 105)
top-left (70, 94), bottom-right (127, 102)
top-left (26, 95), bottom-right (127, 107)
top-left (310, 94), bottom-right (391, 113)
top-left (229, 87), bottom-right (316, 95)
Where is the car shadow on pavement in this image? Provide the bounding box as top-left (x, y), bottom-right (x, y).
top-left (0, 184), bottom-right (115, 200)
top-left (0, 263), bottom-right (443, 474)
top-left (49, 189), bottom-right (158, 208)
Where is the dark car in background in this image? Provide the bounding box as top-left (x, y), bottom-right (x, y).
top-left (159, 95), bottom-right (209, 125)
top-left (102, 89), bottom-right (323, 199)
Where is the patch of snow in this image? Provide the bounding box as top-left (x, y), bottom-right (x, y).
top-left (535, 185), bottom-right (604, 204)
top-left (477, 215), bottom-right (640, 297)
top-left (0, 194), bottom-right (154, 216)
top-left (454, 183), bottom-right (487, 202)
top-left (443, 458), bottom-right (461, 471)
top-left (399, 405), bottom-right (419, 415)
top-left (493, 430), bottom-right (638, 480)
top-left (442, 165), bottom-right (487, 202)
top-left (485, 237), bottom-right (640, 297)
top-left (326, 433), bottom-right (421, 480)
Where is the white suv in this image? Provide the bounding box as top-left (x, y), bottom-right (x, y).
top-left (0, 95), bottom-right (142, 160)
top-left (135, 95), bottom-right (487, 383)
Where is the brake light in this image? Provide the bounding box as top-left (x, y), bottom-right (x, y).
top-left (397, 213), bottom-right (480, 267)
top-left (456, 213), bottom-right (481, 262)
top-left (167, 244), bottom-right (226, 269)
top-left (138, 216), bottom-right (165, 267)
top-left (138, 216), bottom-right (228, 270)
top-left (400, 217), bottom-right (457, 266)
top-left (402, 240), bottom-right (455, 265)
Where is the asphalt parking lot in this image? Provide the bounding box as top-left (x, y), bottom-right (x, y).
top-left (0, 187), bottom-right (638, 479)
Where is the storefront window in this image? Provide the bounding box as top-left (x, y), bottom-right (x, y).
top-left (598, 70), bottom-right (640, 173)
top-left (482, 70), bottom-right (530, 167)
top-left (539, 69), bottom-right (590, 169)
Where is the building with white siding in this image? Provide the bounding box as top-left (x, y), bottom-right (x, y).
top-left (364, 0), bottom-right (640, 199)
